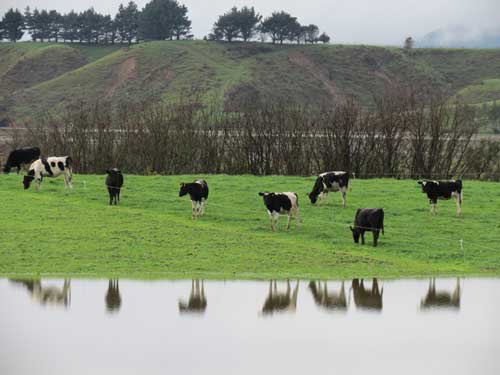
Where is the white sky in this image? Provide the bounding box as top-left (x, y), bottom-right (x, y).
top-left (1, 0), bottom-right (499, 45)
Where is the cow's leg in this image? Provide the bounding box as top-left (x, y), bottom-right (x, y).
top-left (268, 212), bottom-right (275, 231)
top-left (65, 170), bottom-right (73, 189)
top-left (341, 188), bottom-right (347, 208)
top-left (191, 200), bottom-right (196, 220)
top-left (36, 179), bottom-right (41, 191)
top-left (117, 190), bottom-right (120, 204)
top-left (109, 192), bottom-right (113, 206)
top-left (361, 230), bottom-right (365, 245)
top-left (294, 207), bottom-right (301, 228)
top-left (430, 201), bottom-right (437, 215)
top-left (455, 194), bottom-right (461, 216)
top-left (286, 212), bottom-right (292, 230)
top-left (373, 230), bottom-right (379, 247)
top-left (17, 165), bottom-right (21, 174)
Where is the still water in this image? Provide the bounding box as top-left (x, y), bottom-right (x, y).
top-left (1, 278), bottom-right (499, 375)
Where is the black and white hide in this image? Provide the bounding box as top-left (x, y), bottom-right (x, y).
top-left (179, 179), bottom-right (209, 219)
top-left (23, 157), bottom-right (73, 190)
top-left (258, 192), bottom-right (300, 231)
top-left (418, 180), bottom-right (462, 216)
top-left (307, 171), bottom-right (349, 207)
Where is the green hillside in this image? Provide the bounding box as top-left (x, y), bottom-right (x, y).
top-left (2, 41), bottom-right (500, 123)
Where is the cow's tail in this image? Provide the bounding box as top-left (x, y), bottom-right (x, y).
top-left (381, 210), bottom-right (385, 235)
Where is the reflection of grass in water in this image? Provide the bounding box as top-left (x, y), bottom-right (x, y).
top-left (0, 174), bottom-right (499, 279)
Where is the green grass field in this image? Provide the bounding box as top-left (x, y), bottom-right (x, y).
top-left (1, 174), bottom-right (499, 279)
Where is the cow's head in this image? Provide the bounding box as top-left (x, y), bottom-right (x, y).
top-left (418, 180), bottom-right (437, 193)
top-left (308, 176), bottom-right (323, 204)
top-left (350, 226), bottom-right (361, 243)
top-left (307, 191), bottom-right (319, 204)
top-left (3, 164), bottom-right (10, 174)
top-left (179, 183), bottom-right (189, 197)
top-left (23, 175), bottom-right (34, 190)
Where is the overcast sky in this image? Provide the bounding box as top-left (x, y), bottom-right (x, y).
top-left (1, 0), bottom-right (499, 45)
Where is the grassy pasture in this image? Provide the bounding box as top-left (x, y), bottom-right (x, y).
top-left (0, 174), bottom-right (499, 279)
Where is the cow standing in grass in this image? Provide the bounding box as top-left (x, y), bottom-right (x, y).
top-left (418, 180), bottom-right (462, 216)
top-left (105, 168), bottom-right (124, 205)
top-left (258, 192), bottom-right (300, 231)
top-left (179, 179), bottom-right (209, 219)
top-left (23, 156), bottom-right (73, 190)
top-left (350, 208), bottom-right (385, 247)
top-left (307, 171), bottom-right (349, 207)
top-left (3, 147), bottom-right (40, 174)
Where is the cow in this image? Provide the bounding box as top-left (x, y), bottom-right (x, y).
top-left (23, 156), bottom-right (73, 190)
top-left (3, 147), bottom-right (40, 174)
top-left (179, 279), bottom-right (207, 314)
top-left (309, 281), bottom-right (348, 311)
top-left (9, 279), bottom-right (71, 308)
top-left (258, 192), bottom-right (300, 231)
top-left (105, 279), bottom-right (122, 313)
top-left (261, 280), bottom-right (299, 315)
top-left (351, 278), bottom-right (383, 310)
top-left (179, 179), bottom-right (209, 220)
top-left (420, 278), bottom-right (460, 310)
top-left (105, 168), bottom-right (124, 206)
top-left (418, 179), bottom-right (462, 216)
top-left (307, 171), bottom-right (349, 208)
top-left (350, 208), bottom-right (385, 247)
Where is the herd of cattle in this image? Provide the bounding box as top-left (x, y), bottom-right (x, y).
top-left (3, 147), bottom-right (465, 247)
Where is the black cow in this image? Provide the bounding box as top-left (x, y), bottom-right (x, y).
top-left (3, 147), bottom-right (40, 174)
top-left (179, 179), bottom-right (209, 219)
top-left (307, 171), bottom-right (349, 207)
top-left (105, 168), bottom-right (124, 206)
top-left (351, 278), bottom-right (383, 310)
top-left (350, 208), bottom-right (385, 247)
top-left (258, 192), bottom-right (300, 231)
top-left (418, 180), bottom-right (462, 216)
top-left (179, 279), bottom-right (207, 314)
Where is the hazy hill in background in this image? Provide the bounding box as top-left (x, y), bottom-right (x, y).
top-left (418, 25), bottom-right (500, 48)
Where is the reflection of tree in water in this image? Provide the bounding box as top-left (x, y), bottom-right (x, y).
top-left (421, 278), bottom-right (460, 310)
top-left (262, 280), bottom-right (299, 315)
top-left (179, 280), bottom-right (207, 314)
top-left (105, 279), bottom-right (122, 313)
top-left (309, 281), bottom-right (347, 310)
top-left (351, 279), bottom-right (383, 310)
top-left (9, 279), bottom-right (71, 308)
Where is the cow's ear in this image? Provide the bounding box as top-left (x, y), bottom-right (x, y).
top-left (105, 169), bottom-right (110, 174)
top-left (180, 182), bottom-right (185, 187)
top-left (349, 226), bottom-right (354, 232)
top-left (417, 181), bottom-right (422, 185)
top-left (258, 192), bottom-right (265, 196)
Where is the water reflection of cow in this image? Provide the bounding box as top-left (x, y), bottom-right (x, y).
top-left (351, 279), bottom-right (383, 310)
top-left (421, 278), bottom-right (461, 309)
top-left (179, 280), bottom-right (207, 314)
top-left (105, 279), bottom-right (121, 312)
top-left (261, 280), bottom-right (299, 315)
top-left (309, 281), bottom-right (347, 310)
top-left (10, 279), bottom-right (71, 307)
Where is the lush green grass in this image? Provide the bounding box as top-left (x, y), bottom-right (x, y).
top-left (0, 174), bottom-right (499, 279)
top-left (3, 42), bottom-right (500, 122)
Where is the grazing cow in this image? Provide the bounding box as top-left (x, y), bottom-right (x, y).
top-left (258, 192), bottom-right (300, 231)
top-left (9, 279), bottom-right (71, 308)
top-left (3, 147), bottom-right (40, 174)
top-left (307, 171), bottom-right (350, 207)
top-left (309, 281), bottom-right (348, 311)
top-left (350, 208), bottom-right (385, 247)
top-left (105, 279), bottom-right (122, 313)
top-left (418, 179), bottom-right (462, 216)
top-left (421, 278), bottom-right (460, 310)
top-left (261, 280), bottom-right (299, 315)
top-left (179, 279), bottom-right (207, 314)
top-left (179, 179), bottom-right (209, 219)
top-left (23, 156), bottom-right (73, 190)
top-left (105, 168), bottom-right (124, 206)
top-left (351, 278), bottom-right (383, 310)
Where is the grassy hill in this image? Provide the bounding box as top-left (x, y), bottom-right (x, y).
top-left (2, 41), bottom-right (500, 123)
top-left (0, 174), bottom-right (498, 278)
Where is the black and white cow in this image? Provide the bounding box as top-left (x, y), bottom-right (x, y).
top-left (418, 179), bottom-right (462, 216)
top-left (3, 147), bottom-right (40, 174)
top-left (23, 156), bottom-right (73, 190)
top-left (258, 192), bottom-right (300, 231)
top-left (350, 208), bottom-right (385, 247)
top-left (307, 171), bottom-right (349, 207)
top-left (105, 168), bottom-right (124, 206)
top-left (179, 179), bottom-right (209, 219)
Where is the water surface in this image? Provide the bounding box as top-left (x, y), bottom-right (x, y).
top-left (1, 278), bottom-right (499, 375)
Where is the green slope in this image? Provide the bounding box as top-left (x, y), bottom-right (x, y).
top-left (2, 41), bottom-right (500, 123)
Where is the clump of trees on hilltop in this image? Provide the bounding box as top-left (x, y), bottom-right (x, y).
top-left (0, 1), bottom-right (331, 45)
top-left (209, 8), bottom-right (330, 44)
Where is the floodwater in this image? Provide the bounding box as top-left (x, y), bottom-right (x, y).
top-left (1, 278), bottom-right (499, 375)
